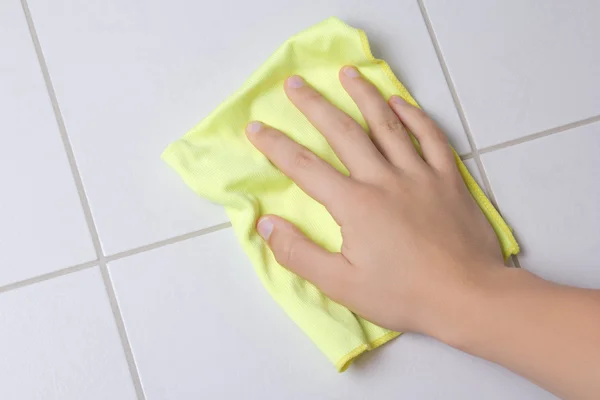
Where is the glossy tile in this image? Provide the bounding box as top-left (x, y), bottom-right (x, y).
top-left (2, 1), bottom-right (597, 397)
top-left (0, 267), bottom-right (136, 399)
top-left (0, 0), bottom-right (95, 286)
top-left (110, 229), bottom-right (555, 399)
top-left (482, 123), bottom-right (600, 287)
top-left (25, 0), bottom-right (470, 254)
top-left (424, 0), bottom-right (600, 147)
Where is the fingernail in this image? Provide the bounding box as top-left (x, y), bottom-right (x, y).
top-left (390, 95), bottom-right (406, 105)
top-left (286, 75), bottom-right (304, 89)
top-left (257, 217), bottom-right (274, 240)
top-left (246, 121), bottom-right (263, 134)
top-left (343, 66), bottom-right (360, 78)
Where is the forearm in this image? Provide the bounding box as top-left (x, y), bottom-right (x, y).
top-left (438, 267), bottom-right (600, 399)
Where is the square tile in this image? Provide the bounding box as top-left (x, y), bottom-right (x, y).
top-left (482, 122), bottom-right (600, 287)
top-left (0, 267), bottom-right (136, 399)
top-left (109, 229), bottom-right (554, 399)
top-left (26, 0), bottom-right (469, 254)
top-left (424, 0), bottom-right (600, 147)
top-left (0, 0), bottom-right (95, 286)
top-left (109, 228), bottom-right (333, 399)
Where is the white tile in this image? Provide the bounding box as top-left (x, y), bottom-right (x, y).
top-left (482, 122), bottom-right (600, 288)
top-left (0, 0), bottom-right (95, 286)
top-left (350, 334), bottom-right (557, 400)
top-left (423, 0), bottom-right (600, 147)
top-left (109, 228), bottom-right (332, 399)
top-left (110, 229), bottom-right (554, 399)
top-left (26, 0), bottom-right (470, 254)
top-left (0, 268), bottom-right (136, 399)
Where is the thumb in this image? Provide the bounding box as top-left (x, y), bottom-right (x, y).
top-left (256, 215), bottom-right (354, 301)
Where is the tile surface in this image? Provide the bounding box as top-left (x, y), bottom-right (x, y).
top-left (0, 0), bottom-right (95, 286)
top-left (2, 0), bottom-right (599, 397)
top-left (423, 0), bottom-right (600, 147)
top-left (25, 0), bottom-right (470, 254)
top-left (483, 123), bottom-right (600, 288)
top-left (110, 229), bottom-right (555, 399)
top-left (0, 267), bottom-right (136, 400)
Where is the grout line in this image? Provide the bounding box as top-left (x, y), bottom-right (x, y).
top-left (512, 255), bottom-right (522, 269)
top-left (98, 266), bottom-right (147, 397)
top-left (19, 0), bottom-right (103, 265)
top-left (20, 1), bottom-right (146, 398)
top-left (0, 261), bottom-right (98, 295)
top-left (19, 0), bottom-right (105, 260)
top-left (478, 113), bottom-right (600, 155)
top-left (460, 153), bottom-right (474, 160)
top-left (105, 222), bottom-right (232, 262)
top-left (417, 1), bottom-right (600, 270)
top-left (0, 223), bottom-right (232, 297)
top-left (417, 0), bottom-right (529, 269)
top-left (416, 0), bottom-right (501, 207)
top-left (99, 266), bottom-right (146, 400)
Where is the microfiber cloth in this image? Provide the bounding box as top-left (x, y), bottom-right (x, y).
top-left (163, 17), bottom-right (520, 371)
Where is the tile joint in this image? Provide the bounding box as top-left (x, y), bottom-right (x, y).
top-left (0, 261), bottom-right (98, 295)
top-left (0, 223), bottom-right (232, 294)
top-left (479, 113), bottom-right (600, 155)
top-left (416, 0), bottom-right (522, 267)
top-left (20, 1), bottom-right (146, 398)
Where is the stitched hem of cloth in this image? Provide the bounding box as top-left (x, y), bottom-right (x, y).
top-left (336, 331), bottom-right (401, 372)
top-left (355, 28), bottom-right (519, 260)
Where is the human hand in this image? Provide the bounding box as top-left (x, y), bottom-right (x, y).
top-left (245, 66), bottom-right (505, 339)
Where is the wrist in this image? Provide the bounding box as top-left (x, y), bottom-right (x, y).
top-left (424, 262), bottom-right (527, 351)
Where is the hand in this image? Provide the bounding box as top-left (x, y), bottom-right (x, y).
top-left (245, 66), bottom-right (505, 338)
top-left (245, 66), bottom-right (600, 399)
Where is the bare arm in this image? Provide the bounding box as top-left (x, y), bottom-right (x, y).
top-left (445, 267), bottom-right (600, 400)
top-left (246, 67), bottom-right (600, 399)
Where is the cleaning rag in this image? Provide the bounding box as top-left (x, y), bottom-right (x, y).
top-left (162, 17), bottom-right (519, 371)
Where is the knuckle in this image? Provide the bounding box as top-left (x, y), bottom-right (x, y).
top-left (276, 238), bottom-right (300, 268)
top-left (292, 148), bottom-right (317, 169)
top-left (378, 118), bottom-right (404, 134)
top-left (337, 116), bottom-right (358, 133)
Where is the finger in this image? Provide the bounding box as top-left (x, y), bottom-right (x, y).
top-left (388, 96), bottom-right (455, 172)
top-left (339, 66), bottom-right (424, 169)
top-left (284, 75), bottom-right (389, 181)
top-left (257, 215), bottom-right (354, 302)
top-left (246, 121), bottom-right (353, 212)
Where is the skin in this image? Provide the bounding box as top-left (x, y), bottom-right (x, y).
top-left (245, 66), bottom-right (600, 400)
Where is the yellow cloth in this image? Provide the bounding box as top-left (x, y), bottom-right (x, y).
top-left (163, 17), bottom-right (519, 371)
